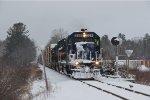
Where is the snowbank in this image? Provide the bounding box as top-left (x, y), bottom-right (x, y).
top-left (30, 80), bottom-right (46, 96)
top-left (137, 65), bottom-right (150, 72)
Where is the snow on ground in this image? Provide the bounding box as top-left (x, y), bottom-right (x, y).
top-left (85, 81), bottom-right (150, 100)
top-left (96, 77), bottom-right (150, 97)
top-left (31, 64), bottom-right (150, 100)
top-left (137, 65), bottom-right (150, 72)
top-left (31, 64), bottom-right (121, 100)
top-left (30, 79), bottom-right (46, 96)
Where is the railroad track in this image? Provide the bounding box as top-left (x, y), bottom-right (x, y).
top-left (53, 71), bottom-right (127, 100)
top-left (79, 80), bottom-right (128, 100)
top-left (94, 79), bottom-right (150, 98)
top-left (62, 73), bottom-right (129, 100)
top-left (46, 67), bottom-right (150, 100)
top-left (81, 80), bottom-right (150, 100)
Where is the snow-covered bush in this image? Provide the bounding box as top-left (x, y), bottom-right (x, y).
top-left (137, 65), bottom-right (150, 72)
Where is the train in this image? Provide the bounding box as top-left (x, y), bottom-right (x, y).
top-left (42, 29), bottom-right (114, 79)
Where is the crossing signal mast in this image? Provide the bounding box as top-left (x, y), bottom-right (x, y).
top-left (111, 37), bottom-right (122, 76)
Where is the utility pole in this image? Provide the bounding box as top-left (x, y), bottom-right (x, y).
top-left (111, 37), bottom-right (122, 76)
top-left (144, 37), bottom-right (147, 65)
top-left (125, 50), bottom-right (133, 78)
top-left (116, 45), bottom-right (119, 76)
top-left (50, 45), bottom-right (52, 68)
top-left (41, 49), bottom-right (49, 91)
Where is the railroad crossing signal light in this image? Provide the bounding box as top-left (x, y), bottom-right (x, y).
top-left (111, 37), bottom-right (120, 45)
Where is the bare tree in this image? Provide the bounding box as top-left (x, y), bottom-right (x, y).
top-left (46, 28), bottom-right (68, 48)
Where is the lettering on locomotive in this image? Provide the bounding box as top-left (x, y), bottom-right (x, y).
top-left (74, 33), bottom-right (94, 38)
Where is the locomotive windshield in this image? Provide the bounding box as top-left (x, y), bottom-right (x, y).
top-left (75, 42), bottom-right (96, 60)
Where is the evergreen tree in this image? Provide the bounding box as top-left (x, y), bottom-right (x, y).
top-left (101, 35), bottom-right (113, 60)
top-left (3, 22), bottom-right (36, 65)
top-left (143, 33), bottom-right (150, 59)
top-left (118, 33), bottom-right (127, 59)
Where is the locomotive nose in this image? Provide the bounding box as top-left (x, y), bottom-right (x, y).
top-left (84, 66), bottom-right (90, 73)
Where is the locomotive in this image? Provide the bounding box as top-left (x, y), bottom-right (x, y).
top-left (44, 29), bottom-right (104, 79)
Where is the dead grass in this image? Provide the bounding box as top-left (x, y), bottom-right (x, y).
top-left (0, 63), bottom-right (43, 100)
top-left (129, 68), bottom-right (150, 85)
top-left (29, 64), bottom-right (43, 81)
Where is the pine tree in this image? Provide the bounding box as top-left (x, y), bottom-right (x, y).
top-left (118, 33), bottom-right (127, 59)
top-left (101, 35), bottom-right (113, 60)
top-left (3, 22), bottom-right (36, 66)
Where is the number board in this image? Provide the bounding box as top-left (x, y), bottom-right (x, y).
top-left (74, 33), bottom-right (94, 38)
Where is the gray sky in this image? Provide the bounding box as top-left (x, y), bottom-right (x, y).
top-left (0, 0), bottom-right (150, 47)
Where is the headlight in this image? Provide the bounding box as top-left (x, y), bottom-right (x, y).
top-left (83, 32), bottom-right (87, 38)
top-left (75, 61), bottom-right (79, 65)
top-left (95, 61), bottom-right (99, 65)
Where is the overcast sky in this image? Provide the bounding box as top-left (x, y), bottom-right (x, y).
top-left (0, 0), bottom-right (150, 47)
